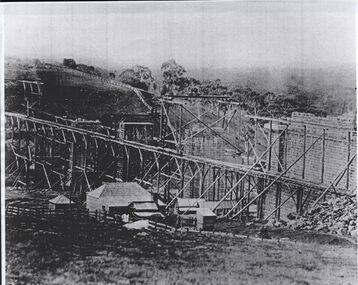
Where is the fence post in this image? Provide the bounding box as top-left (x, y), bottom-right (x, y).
top-left (103, 210), bottom-right (107, 222)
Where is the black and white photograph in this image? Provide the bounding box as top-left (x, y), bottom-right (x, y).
top-left (1, 1), bottom-right (357, 284)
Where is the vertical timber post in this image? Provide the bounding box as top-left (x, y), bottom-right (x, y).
top-left (236, 172), bottom-right (240, 200)
top-left (275, 184), bottom-right (282, 220)
top-left (212, 167), bottom-right (217, 201)
top-left (284, 127), bottom-right (288, 170)
top-left (200, 165), bottom-right (205, 196)
top-left (159, 104), bottom-right (164, 147)
top-left (25, 122), bottom-right (30, 190)
top-left (180, 159), bottom-right (185, 198)
top-left (297, 125), bottom-right (307, 215)
top-left (268, 121), bottom-right (272, 171)
top-left (346, 131), bottom-right (351, 190)
top-left (302, 125), bottom-right (307, 179)
top-left (321, 129), bottom-right (326, 184)
top-left (256, 177), bottom-right (265, 220)
top-left (179, 104), bottom-right (183, 153)
top-left (224, 170), bottom-right (228, 201)
top-left (34, 132), bottom-right (37, 173)
top-left (238, 108), bottom-right (242, 147)
top-left (296, 187), bottom-right (303, 215)
top-left (275, 124), bottom-right (286, 220)
top-left (254, 118), bottom-right (258, 163)
top-left (157, 155), bottom-right (161, 194)
top-left (246, 176), bottom-right (251, 220)
top-left (18, 120), bottom-right (22, 153)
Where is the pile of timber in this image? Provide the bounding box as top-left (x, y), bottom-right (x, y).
top-left (285, 195), bottom-right (357, 237)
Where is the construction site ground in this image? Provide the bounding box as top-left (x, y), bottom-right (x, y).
top-left (5, 190), bottom-right (357, 285)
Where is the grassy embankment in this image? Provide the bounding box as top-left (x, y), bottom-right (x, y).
top-left (6, 215), bottom-right (357, 285)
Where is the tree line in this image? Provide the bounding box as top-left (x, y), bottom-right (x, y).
top-left (63, 57), bottom-right (351, 118)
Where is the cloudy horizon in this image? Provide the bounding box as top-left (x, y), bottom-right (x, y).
top-left (4, 1), bottom-right (356, 72)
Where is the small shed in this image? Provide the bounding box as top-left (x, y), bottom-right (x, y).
top-left (129, 201), bottom-right (164, 219)
top-left (174, 198), bottom-right (206, 215)
top-left (86, 182), bottom-right (154, 215)
top-left (174, 198), bottom-right (205, 228)
top-left (48, 195), bottom-right (74, 211)
top-left (196, 208), bottom-right (216, 231)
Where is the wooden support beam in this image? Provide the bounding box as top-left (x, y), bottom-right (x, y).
top-left (268, 121), bottom-right (272, 170)
top-left (213, 125), bottom-right (289, 211)
top-left (258, 123), bottom-right (286, 172)
top-left (265, 187), bottom-right (299, 221)
top-left (83, 170), bottom-right (92, 192)
top-left (182, 105), bottom-right (244, 155)
top-left (248, 139), bottom-right (266, 173)
top-left (224, 109), bottom-right (237, 131)
top-left (275, 183), bottom-right (282, 220)
top-left (181, 109), bottom-right (236, 144)
top-left (178, 104), bottom-right (183, 153)
top-left (321, 129), bottom-right (326, 184)
top-left (310, 153), bottom-right (356, 209)
top-left (166, 164), bottom-right (204, 209)
top-left (230, 132), bottom-right (326, 219)
top-left (41, 164), bottom-right (52, 190)
top-left (347, 131), bottom-right (351, 189)
top-left (296, 187), bottom-right (304, 215)
top-left (181, 170), bottom-right (226, 216)
top-left (164, 109), bottom-right (213, 140)
top-left (161, 102), bottom-right (178, 146)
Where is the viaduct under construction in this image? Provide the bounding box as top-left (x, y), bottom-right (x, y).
top-left (5, 79), bottom-right (357, 222)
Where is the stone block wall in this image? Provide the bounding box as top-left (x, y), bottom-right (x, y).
top-left (269, 112), bottom-right (356, 193)
top-left (181, 111), bottom-right (356, 220)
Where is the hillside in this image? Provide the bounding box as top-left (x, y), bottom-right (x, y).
top-left (5, 60), bottom-right (153, 120)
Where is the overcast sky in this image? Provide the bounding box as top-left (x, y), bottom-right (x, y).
top-left (4, 1), bottom-right (356, 71)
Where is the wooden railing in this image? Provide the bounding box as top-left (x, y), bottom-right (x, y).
top-left (5, 205), bottom-right (175, 232)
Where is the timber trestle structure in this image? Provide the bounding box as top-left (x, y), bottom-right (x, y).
top-left (5, 79), bottom-right (356, 221)
top-left (6, 110), bottom-right (355, 221)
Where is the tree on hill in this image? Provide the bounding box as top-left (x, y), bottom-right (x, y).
top-left (161, 59), bottom-right (189, 95)
top-left (76, 64), bottom-right (95, 74)
top-left (186, 77), bottom-right (201, 96)
top-left (63, 58), bottom-right (77, 69)
top-left (118, 65), bottom-right (154, 91)
top-left (198, 79), bottom-right (228, 96)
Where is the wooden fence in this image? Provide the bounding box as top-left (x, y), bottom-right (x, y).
top-left (6, 205), bottom-right (175, 232)
top-left (148, 220), bottom-right (176, 232)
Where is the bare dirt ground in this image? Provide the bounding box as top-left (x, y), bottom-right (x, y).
top-left (6, 215), bottom-right (357, 285)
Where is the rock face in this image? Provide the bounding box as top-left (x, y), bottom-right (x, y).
top-left (286, 196), bottom-right (357, 236)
